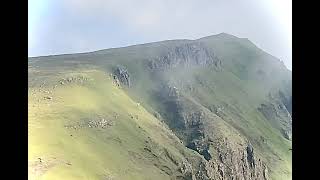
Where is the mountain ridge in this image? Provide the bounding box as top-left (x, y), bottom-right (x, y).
top-left (28, 33), bottom-right (292, 180)
top-left (29, 33), bottom-right (291, 72)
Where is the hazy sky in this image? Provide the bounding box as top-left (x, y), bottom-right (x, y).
top-left (29, 0), bottom-right (292, 70)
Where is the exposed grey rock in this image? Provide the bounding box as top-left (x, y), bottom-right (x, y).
top-left (153, 111), bottom-right (161, 119)
top-left (279, 90), bottom-right (292, 116)
top-left (148, 42), bottom-right (221, 71)
top-left (258, 103), bottom-right (277, 120)
top-left (113, 66), bottom-right (131, 87)
top-left (263, 165), bottom-right (269, 180)
top-left (197, 141), bottom-right (268, 180)
top-left (64, 116), bottom-right (114, 130)
top-left (152, 80), bottom-right (270, 180)
top-left (113, 75), bottom-right (121, 87)
top-left (282, 129), bottom-right (292, 140)
top-left (208, 105), bottom-right (226, 118)
top-left (88, 118), bottom-right (114, 129)
top-left (58, 75), bottom-right (88, 85)
top-left (258, 96), bottom-right (292, 141)
top-left (246, 143), bottom-right (255, 168)
top-left (180, 160), bottom-right (194, 176)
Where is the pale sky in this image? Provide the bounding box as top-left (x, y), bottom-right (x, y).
top-left (28, 0), bottom-right (292, 70)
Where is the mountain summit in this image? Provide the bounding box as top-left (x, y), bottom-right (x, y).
top-left (28, 33), bottom-right (292, 180)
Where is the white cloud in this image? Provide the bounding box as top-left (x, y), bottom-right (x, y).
top-left (62, 0), bottom-right (227, 37)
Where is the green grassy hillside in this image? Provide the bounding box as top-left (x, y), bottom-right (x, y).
top-left (28, 69), bottom-right (207, 180)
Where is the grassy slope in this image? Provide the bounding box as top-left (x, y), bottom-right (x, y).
top-left (28, 68), bottom-right (201, 180)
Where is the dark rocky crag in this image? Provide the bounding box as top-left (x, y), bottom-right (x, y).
top-left (113, 66), bottom-right (131, 87)
top-left (258, 86), bottom-right (292, 140)
top-left (154, 83), bottom-right (269, 180)
top-left (147, 42), bottom-right (221, 71)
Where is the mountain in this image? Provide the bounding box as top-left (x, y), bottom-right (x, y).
top-left (28, 33), bottom-right (292, 180)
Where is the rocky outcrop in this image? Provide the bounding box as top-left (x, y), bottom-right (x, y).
top-left (184, 111), bottom-right (211, 161)
top-left (179, 140), bottom-right (269, 180)
top-left (278, 90), bottom-right (292, 116)
top-left (258, 91), bottom-right (292, 140)
top-left (148, 42), bottom-right (221, 71)
top-left (154, 84), bottom-right (268, 180)
top-left (282, 129), bottom-right (292, 140)
top-left (112, 75), bottom-right (121, 87)
top-left (246, 143), bottom-right (255, 168)
top-left (58, 75), bottom-right (89, 85)
top-left (194, 142), bottom-right (268, 180)
top-left (64, 115), bottom-right (114, 130)
top-left (113, 66), bottom-right (131, 87)
top-left (179, 160), bottom-right (196, 180)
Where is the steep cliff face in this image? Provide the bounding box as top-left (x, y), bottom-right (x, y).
top-left (147, 42), bottom-right (221, 71)
top-left (152, 83), bottom-right (270, 180)
top-left (197, 143), bottom-right (269, 180)
top-left (113, 66), bottom-right (131, 87)
top-left (258, 82), bottom-right (292, 140)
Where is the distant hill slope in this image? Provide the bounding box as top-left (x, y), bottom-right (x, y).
top-left (28, 33), bottom-right (292, 180)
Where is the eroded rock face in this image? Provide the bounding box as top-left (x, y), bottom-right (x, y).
top-left (258, 91), bottom-right (292, 140)
top-left (194, 142), bottom-right (268, 180)
top-left (246, 143), bottom-right (255, 168)
top-left (113, 66), bottom-right (131, 87)
top-left (282, 129), bottom-right (292, 140)
top-left (278, 90), bottom-right (292, 116)
top-left (148, 42), bottom-right (221, 71)
top-left (154, 84), bottom-right (269, 180)
top-left (180, 140), bottom-right (269, 180)
top-left (180, 160), bottom-right (196, 180)
top-left (183, 111), bottom-right (211, 161)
